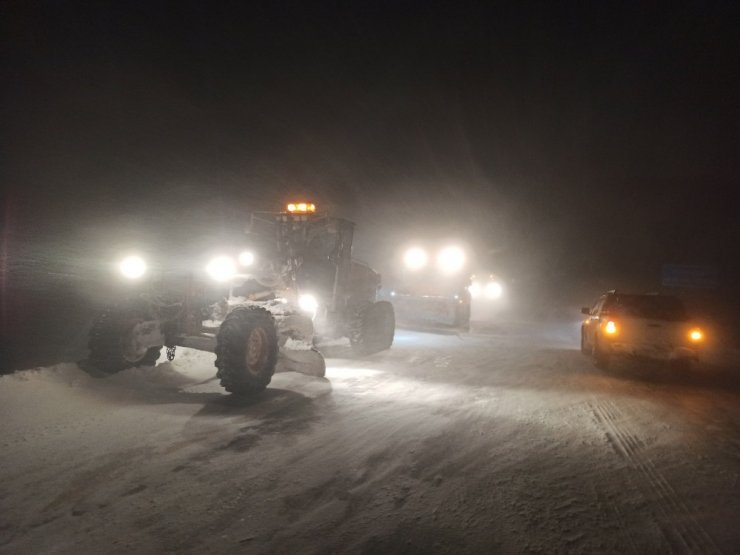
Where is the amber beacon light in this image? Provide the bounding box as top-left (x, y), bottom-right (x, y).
top-left (286, 202), bottom-right (316, 214)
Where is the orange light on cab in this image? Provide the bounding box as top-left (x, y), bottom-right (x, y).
top-left (286, 202), bottom-right (316, 214)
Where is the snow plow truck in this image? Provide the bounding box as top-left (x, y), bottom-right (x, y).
top-left (380, 242), bottom-right (507, 332)
top-left (87, 202), bottom-right (395, 394)
top-left (380, 245), bottom-right (473, 331)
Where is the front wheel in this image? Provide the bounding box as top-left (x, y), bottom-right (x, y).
top-left (88, 301), bottom-right (163, 374)
top-left (215, 306), bottom-right (278, 394)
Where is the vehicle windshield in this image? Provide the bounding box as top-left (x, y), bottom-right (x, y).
top-left (608, 295), bottom-right (688, 321)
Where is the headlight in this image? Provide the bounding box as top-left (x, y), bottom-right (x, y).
top-left (604, 320), bottom-right (618, 335)
top-left (484, 281), bottom-right (503, 299)
top-left (403, 247), bottom-right (428, 270)
top-left (298, 294), bottom-right (318, 316)
top-left (468, 282), bottom-right (482, 299)
top-left (119, 256), bottom-right (147, 279)
top-left (206, 256), bottom-right (236, 282)
top-left (238, 251), bottom-right (255, 267)
top-left (437, 246), bottom-right (465, 274)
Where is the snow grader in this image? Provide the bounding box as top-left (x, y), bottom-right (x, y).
top-left (87, 202), bottom-right (395, 394)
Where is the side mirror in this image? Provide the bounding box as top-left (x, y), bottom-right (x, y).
top-left (581, 307), bottom-right (591, 315)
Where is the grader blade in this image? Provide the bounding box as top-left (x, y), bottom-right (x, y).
top-left (276, 347), bottom-right (326, 377)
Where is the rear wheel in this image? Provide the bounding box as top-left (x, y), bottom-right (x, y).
top-left (88, 301), bottom-right (162, 374)
top-left (215, 306), bottom-right (278, 394)
top-left (350, 301), bottom-right (395, 356)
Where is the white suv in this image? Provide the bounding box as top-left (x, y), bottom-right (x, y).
top-left (580, 291), bottom-right (704, 369)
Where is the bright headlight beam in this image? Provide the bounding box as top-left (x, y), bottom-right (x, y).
top-left (404, 247), bottom-right (428, 270)
top-left (119, 256), bottom-right (147, 279)
top-left (484, 281), bottom-right (503, 299)
top-left (437, 246), bottom-right (465, 274)
top-left (238, 251), bottom-right (255, 267)
top-left (298, 294), bottom-right (319, 317)
top-left (206, 256), bottom-right (237, 282)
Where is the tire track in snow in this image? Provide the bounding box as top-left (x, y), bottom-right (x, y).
top-left (590, 399), bottom-right (721, 555)
top-left (590, 482), bottom-right (641, 555)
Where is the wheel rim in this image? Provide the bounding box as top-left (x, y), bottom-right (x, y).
top-left (245, 327), bottom-right (268, 375)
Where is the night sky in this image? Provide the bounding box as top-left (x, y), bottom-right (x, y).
top-left (2, 0), bottom-right (739, 289)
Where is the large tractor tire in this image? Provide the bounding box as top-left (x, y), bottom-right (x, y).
top-left (215, 306), bottom-right (279, 394)
top-left (88, 302), bottom-right (163, 374)
top-left (351, 301), bottom-right (395, 356)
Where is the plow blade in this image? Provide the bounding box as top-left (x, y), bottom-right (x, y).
top-left (273, 309), bottom-right (326, 377)
top-left (391, 294), bottom-right (469, 330)
top-left (276, 346), bottom-right (326, 377)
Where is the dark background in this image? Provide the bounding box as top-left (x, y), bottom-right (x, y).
top-left (2, 1), bottom-right (738, 371)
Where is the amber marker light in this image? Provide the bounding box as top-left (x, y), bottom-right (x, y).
top-left (286, 202), bottom-right (316, 214)
top-left (689, 328), bottom-right (703, 342)
top-left (604, 320), bottom-right (618, 335)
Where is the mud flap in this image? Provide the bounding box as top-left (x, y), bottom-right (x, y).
top-left (276, 347), bottom-right (326, 377)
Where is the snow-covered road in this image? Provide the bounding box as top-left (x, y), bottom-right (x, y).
top-left (1, 323), bottom-right (738, 554)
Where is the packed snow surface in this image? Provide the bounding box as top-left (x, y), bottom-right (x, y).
top-left (1, 321), bottom-right (738, 554)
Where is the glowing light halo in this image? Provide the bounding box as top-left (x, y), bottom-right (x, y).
top-left (437, 246), bottom-right (465, 274)
top-left (119, 256), bottom-right (147, 279)
top-left (484, 281), bottom-right (503, 299)
top-left (403, 247), bottom-right (428, 270)
top-left (206, 255), bottom-right (237, 282)
top-left (238, 251), bottom-right (255, 266)
top-left (298, 293), bottom-right (319, 318)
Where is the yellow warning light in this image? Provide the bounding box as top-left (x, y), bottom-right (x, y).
top-left (286, 202), bottom-right (316, 214)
